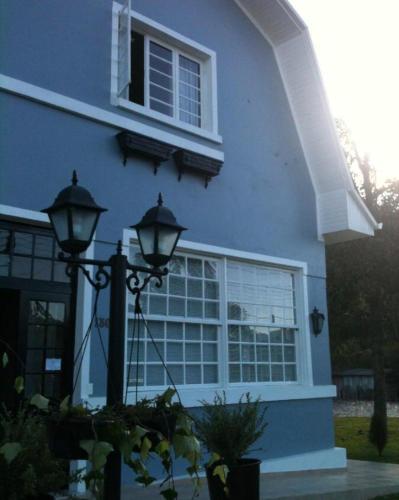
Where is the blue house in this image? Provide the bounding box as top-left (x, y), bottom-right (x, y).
top-left (0, 0), bottom-right (378, 480)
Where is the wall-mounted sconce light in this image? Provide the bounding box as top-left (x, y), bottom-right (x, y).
top-left (310, 307), bottom-right (325, 336)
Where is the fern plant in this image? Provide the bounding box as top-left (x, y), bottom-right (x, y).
top-left (195, 392), bottom-right (267, 468)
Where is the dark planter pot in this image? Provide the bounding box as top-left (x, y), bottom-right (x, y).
top-left (206, 458), bottom-right (261, 500)
top-left (47, 417), bottom-right (94, 459)
top-left (140, 413), bottom-right (177, 442)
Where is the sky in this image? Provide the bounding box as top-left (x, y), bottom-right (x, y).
top-left (289, 0), bottom-right (399, 183)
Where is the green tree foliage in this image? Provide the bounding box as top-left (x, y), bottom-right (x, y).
top-left (328, 120), bottom-right (399, 455)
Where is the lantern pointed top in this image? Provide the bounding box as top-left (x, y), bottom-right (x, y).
top-left (157, 193), bottom-right (163, 207)
top-left (72, 170), bottom-right (78, 186)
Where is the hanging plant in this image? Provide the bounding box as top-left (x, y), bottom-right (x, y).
top-left (32, 388), bottom-right (201, 499)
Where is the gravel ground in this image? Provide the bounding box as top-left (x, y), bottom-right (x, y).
top-left (334, 400), bottom-right (399, 417)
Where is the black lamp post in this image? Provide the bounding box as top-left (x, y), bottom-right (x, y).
top-left (310, 307), bottom-right (325, 336)
top-left (42, 171), bottom-right (186, 500)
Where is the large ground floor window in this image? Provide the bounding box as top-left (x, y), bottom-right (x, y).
top-left (126, 241), bottom-right (301, 390)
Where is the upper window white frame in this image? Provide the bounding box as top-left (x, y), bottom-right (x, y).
top-left (111, 3), bottom-right (221, 144)
top-left (119, 230), bottom-right (321, 407)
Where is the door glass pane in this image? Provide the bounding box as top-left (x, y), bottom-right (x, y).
top-left (48, 303), bottom-right (65, 323)
top-left (27, 324), bottom-right (46, 348)
top-left (26, 350), bottom-right (44, 372)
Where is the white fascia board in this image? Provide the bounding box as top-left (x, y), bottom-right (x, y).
top-left (235, 0), bottom-right (379, 242)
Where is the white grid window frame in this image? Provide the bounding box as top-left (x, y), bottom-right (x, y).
top-left (111, 4), bottom-right (220, 141)
top-left (122, 232), bottom-right (316, 406)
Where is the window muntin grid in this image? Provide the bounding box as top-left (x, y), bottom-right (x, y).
top-left (0, 225), bottom-right (69, 283)
top-left (147, 37), bottom-right (202, 127)
top-left (227, 262), bottom-right (298, 383)
top-left (126, 321), bottom-right (218, 387)
top-left (128, 246), bottom-right (220, 388)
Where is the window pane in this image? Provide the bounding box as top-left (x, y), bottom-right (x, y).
top-left (229, 344), bottom-right (239, 362)
top-left (147, 341), bottom-right (164, 362)
top-left (169, 256), bottom-right (185, 275)
top-left (33, 259), bottom-right (52, 281)
top-left (167, 365), bottom-right (183, 385)
top-left (150, 84), bottom-right (173, 105)
top-left (187, 300), bottom-right (203, 318)
top-left (150, 69), bottom-right (173, 90)
top-left (257, 364), bottom-right (270, 382)
top-left (35, 235), bottom-right (53, 258)
top-left (0, 229), bottom-right (11, 252)
top-left (150, 99), bottom-right (173, 116)
top-left (53, 261), bottom-right (69, 282)
top-left (187, 279), bottom-right (203, 298)
top-left (26, 350), bottom-right (43, 372)
top-left (14, 232), bottom-right (33, 255)
top-left (167, 322), bottom-right (183, 339)
top-left (203, 343), bottom-right (217, 362)
top-left (167, 342), bottom-right (183, 361)
top-left (147, 365), bottom-right (164, 386)
top-left (127, 340), bottom-right (145, 362)
top-left (12, 256), bottom-right (32, 278)
top-left (242, 364), bottom-right (255, 382)
top-left (150, 295), bottom-right (167, 315)
top-left (27, 325), bottom-right (45, 348)
top-left (186, 365), bottom-right (201, 384)
top-left (204, 301), bottom-right (218, 319)
top-left (0, 255), bottom-right (10, 276)
top-left (188, 258), bottom-right (202, 277)
top-left (285, 364), bottom-right (297, 382)
top-left (169, 276), bottom-right (185, 296)
top-left (150, 41), bottom-right (172, 62)
top-left (145, 321), bottom-right (164, 339)
top-left (271, 364), bottom-right (284, 381)
top-left (229, 364), bottom-right (241, 382)
top-left (168, 297), bottom-right (185, 316)
top-left (203, 325), bottom-right (217, 341)
top-left (204, 261), bottom-right (217, 279)
top-left (204, 364), bottom-right (218, 384)
top-left (186, 343), bottom-right (201, 361)
top-left (186, 324), bottom-right (201, 340)
top-left (205, 281), bottom-right (218, 299)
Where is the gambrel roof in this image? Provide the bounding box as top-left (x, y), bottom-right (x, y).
top-left (235, 0), bottom-right (380, 244)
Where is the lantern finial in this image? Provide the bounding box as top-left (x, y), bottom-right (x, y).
top-left (72, 170), bottom-right (78, 186)
top-left (157, 193), bottom-right (163, 206)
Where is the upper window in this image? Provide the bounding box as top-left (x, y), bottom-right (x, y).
top-left (112, 3), bottom-right (219, 139)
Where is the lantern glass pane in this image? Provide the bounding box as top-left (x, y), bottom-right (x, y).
top-left (70, 208), bottom-right (97, 243)
top-left (50, 209), bottom-right (69, 243)
top-left (138, 226), bottom-right (156, 256)
top-left (158, 227), bottom-right (179, 259)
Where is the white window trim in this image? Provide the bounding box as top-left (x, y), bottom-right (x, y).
top-left (117, 229), bottom-right (328, 407)
top-left (111, 3), bottom-right (222, 144)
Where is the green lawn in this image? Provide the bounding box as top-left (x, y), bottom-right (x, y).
top-left (335, 417), bottom-right (399, 464)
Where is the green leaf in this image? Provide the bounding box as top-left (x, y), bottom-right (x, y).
top-left (60, 395), bottom-right (70, 413)
top-left (207, 452), bottom-right (221, 468)
top-left (173, 434), bottom-right (200, 463)
top-left (160, 387), bottom-right (176, 405)
top-left (14, 376), bottom-right (24, 394)
top-left (160, 487), bottom-right (178, 500)
top-left (155, 439), bottom-right (170, 455)
top-left (30, 393), bottom-right (50, 411)
top-left (80, 440), bottom-right (113, 471)
top-left (2, 352), bottom-right (8, 368)
top-left (140, 436), bottom-right (152, 461)
top-left (213, 464), bottom-right (229, 485)
top-left (0, 442), bottom-right (22, 464)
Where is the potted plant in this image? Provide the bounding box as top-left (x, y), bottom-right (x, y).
top-left (195, 392), bottom-right (267, 500)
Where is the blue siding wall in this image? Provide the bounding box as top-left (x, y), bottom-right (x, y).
top-left (0, 0), bottom-right (334, 467)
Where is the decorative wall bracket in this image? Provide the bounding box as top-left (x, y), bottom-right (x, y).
top-left (116, 131), bottom-right (223, 187)
top-left (116, 131), bottom-right (175, 174)
top-left (173, 149), bottom-right (223, 188)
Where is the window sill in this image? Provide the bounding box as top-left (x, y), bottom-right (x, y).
top-left (115, 97), bottom-right (223, 145)
top-left (87, 385), bottom-right (336, 408)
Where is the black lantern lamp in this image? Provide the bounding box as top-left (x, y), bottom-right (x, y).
top-left (42, 171), bottom-right (107, 255)
top-left (310, 307), bottom-right (325, 336)
top-left (132, 193), bottom-right (186, 268)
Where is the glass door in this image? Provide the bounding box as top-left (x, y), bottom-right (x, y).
top-left (19, 292), bottom-right (72, 400)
